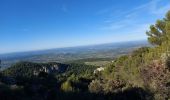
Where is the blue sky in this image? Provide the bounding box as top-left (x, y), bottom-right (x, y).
top-left (0, 0), bottom-right (170, 54)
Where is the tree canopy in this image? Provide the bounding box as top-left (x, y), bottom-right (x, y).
top-left (146, 10), bottom-right (170, 46)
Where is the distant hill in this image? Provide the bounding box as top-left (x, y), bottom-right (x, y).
top-left (0, 40), bottom-right (150, 69)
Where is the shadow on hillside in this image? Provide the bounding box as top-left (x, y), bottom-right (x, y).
top-left (0, 85), bottom-right (154, 100)
top-left (48, 87), bottom-right (154, 100)
top-left (0, 86), bottom-right (153, 100)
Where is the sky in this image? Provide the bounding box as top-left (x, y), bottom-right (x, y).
top-left (0, 0), bottom-right (170, 54)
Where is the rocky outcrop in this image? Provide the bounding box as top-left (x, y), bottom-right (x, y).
top-left (34, 63), bottom-right (68, 75)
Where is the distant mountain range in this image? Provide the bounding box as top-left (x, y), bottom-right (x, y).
top-left (0, 40), bottom-right (150, 69)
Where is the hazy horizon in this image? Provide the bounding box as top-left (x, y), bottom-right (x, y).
top-left (0, 0), bottom-right (170, 54)
top-left (0, 39), bottom-right (148, 55)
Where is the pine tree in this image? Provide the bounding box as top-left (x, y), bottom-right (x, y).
top-left (146, 10), bottom-right (170, 46)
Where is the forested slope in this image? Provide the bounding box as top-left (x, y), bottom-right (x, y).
top-left (89, 10), bottom-right (170, 100)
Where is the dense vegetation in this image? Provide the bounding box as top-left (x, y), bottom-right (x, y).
top-left (89, 10), bottom-right (170, 100)
top-left (0, 10), bottom-right (170, 100)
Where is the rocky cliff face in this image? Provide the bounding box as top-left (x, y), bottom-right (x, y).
top-left (34, 63), bottom-right (68, 75)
